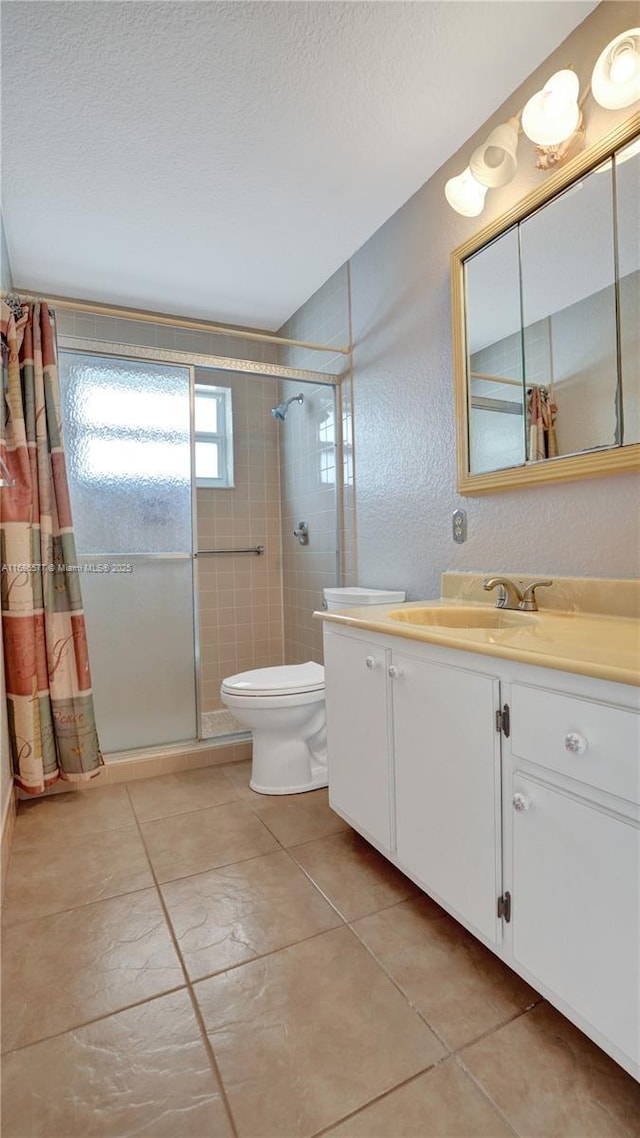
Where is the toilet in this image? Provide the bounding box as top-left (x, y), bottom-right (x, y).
top-left (220, 587), bottom-right (406, 795)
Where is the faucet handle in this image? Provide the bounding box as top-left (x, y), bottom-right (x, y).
top-left (519, 579), bottom-right (553, 612)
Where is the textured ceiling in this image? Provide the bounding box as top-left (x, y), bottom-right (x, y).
top-left (2, 1), bottom-right (597, 330)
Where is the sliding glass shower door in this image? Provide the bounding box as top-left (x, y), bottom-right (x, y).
top-left (58, 351), bottom-right (197, 753)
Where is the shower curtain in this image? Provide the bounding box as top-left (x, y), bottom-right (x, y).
top-left (527, 385), bottom-right (558, 462)
top-left (1, 299), bottom-right (102, 793)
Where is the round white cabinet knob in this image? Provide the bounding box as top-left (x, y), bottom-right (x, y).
top-left (365, 656), bottom-right (377, 669)
top-left (564, 732), bottom-right (588, 755)
top-left (512, 792), bottom-right (532, 812)
top-left (388, 665), bottom-right (402, 679)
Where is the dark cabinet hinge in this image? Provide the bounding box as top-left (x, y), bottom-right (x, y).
top-left (497, 892), bottom-right (511, 922)
top-left (495, 703), bottom-right (510, 737)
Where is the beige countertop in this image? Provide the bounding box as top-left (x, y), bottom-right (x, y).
top-left (316, 597), bottom-right (640, 687)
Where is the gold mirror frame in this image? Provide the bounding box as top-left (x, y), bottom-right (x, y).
top-left (451, 111), bottom-right (640, 496)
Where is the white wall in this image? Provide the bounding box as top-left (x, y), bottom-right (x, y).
top-left (348, 0), bottom-right (639, 599)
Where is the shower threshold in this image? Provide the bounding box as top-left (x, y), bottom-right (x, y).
top-left (201, 709), bottom-right (249, 741)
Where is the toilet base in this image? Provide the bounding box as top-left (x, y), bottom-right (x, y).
top-left (250, 770), bottom-right (328, 796)
top-left (249, 722), bottom-right (328, 796)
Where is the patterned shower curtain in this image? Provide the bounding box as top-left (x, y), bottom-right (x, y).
top-left (1, 299), bottom-right (102, 794)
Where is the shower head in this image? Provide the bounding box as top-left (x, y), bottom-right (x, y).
top-left (270, 393), bottom-right (304, 421)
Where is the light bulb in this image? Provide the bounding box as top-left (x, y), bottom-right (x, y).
top-left (469, 119), bottom-right (519, 188)
top-left (592, 28), bottom-right (640, 109)
top-left (444, 168), bottom-right (488, 217)
top-left (522, 70), bottom-right (580, 146)
top-left (609, 42), bottom-right (639, 85)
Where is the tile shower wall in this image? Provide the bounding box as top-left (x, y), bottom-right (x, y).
top-left (55, 310), bottom-right (285, 716)
top-left (197, 372), bottom-right (284, 711)
top-left (277, 379), bottom-right (338, 664)
top-left (277, 267), bottom-right (353, 664)
top-left (55, 309), bottom-right (278, 365)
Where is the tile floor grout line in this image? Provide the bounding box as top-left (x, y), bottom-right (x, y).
top-left (345, 917), bottom-right (455, 1058)
top-left (146, 842), bottom-right (293, 887)
top-left (184, 920), bottom-right (348, 986)
top-left (1, 878), bottom-right (160, 930)
top-left (125, 783), bottom-right (241, 1138)
top-left (455, 999), bottom-right (544, 1060)
top-left (452, 1053), bottom-right (524, 1137)
top-left (11, 816), bottom-right (143, 846)
top-left (1, 985), bottom-right (189, 1058)
top-left (307, 1052), bottom-right (469, 1138)
top-left (287, 851), bottom-right (420, 925)
top-left (281, 843), bottom-right (355, 922)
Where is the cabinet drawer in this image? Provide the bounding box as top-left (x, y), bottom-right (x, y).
top-left (510, 685), bottom-right (640, 805)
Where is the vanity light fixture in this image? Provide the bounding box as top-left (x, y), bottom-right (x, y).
top-left (521, 69), bottom-right (581, 146)
top-left (469, 118), bottom-right (520, 188)
top-left (592, 28), bottom-right (640, 109)
top-left (444, 27), bottom-right (640, 217)
top-left (444, 167), bottom-right (488, 217)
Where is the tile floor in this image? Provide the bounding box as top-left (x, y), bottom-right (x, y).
top-left (2, 760), bottom-right (640, 1138)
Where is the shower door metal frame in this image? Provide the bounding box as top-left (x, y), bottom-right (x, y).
top-left (58, 335), bottom-right (344, 749)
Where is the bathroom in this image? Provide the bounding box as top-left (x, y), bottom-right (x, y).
top-left (1, 1), bottom-right (639, 1135)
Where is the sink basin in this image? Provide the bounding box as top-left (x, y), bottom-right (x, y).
top-left (387, 606), bottom-right (537, 630)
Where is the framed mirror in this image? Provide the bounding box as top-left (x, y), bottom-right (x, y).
top-left (452, 114), bottom-right (640, 494)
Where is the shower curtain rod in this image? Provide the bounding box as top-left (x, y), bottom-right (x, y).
top-left (10, 290), bottom-right (351, 356)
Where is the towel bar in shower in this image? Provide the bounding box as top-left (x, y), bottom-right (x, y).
top-left (196, 546), bottom-right (265, 556)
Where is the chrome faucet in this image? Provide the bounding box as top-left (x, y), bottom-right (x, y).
top-left (483, 577), bottom-right (524, 610)
top-left (483, 577), bottom-right (553, 612)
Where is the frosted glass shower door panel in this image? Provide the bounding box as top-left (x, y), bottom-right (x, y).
top-left (58, 351), bottom-right (197, 753)
top-left (78, 561), bottom-right (197, 752)
top-left (59, 353), bottom-right (192, 554)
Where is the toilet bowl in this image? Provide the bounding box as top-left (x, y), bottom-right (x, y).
top-left (220, 587), bottom-right (406, 795)
top-left (221, 662), bottom-right (327, 794)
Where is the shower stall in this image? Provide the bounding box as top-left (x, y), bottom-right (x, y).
top-left (57, 339), bottom-right (342, 761)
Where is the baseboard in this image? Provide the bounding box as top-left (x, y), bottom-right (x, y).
top-left (1, 785), bottom-right (17, 901)
top-left (14, 737), bottom-right (253, 798)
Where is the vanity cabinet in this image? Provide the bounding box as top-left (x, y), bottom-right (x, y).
top-left (324, 627), bottom-right (502, 943)
top-left (506, 681), bottom-right (640, 1068)
top-left (510, 773), bottom-right (639, 1065)
top-left (392, 651), bottom-right (501, 944)
top-left (323, 630), bottom-right (394, 851)
top-left (323, 621), bottom-right (640, 1081)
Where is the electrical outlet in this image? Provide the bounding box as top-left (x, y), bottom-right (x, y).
top-left (452, 509), bottom-right (467, 544)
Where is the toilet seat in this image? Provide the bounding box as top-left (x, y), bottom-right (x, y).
top-left (221, 661), bottom-right (324, 698)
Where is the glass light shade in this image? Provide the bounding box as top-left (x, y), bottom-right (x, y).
top-left (592, 29), bottom-right (640, 109)
top-left (444, 167), bottom-right (488, 217)
top-left (521, 69), bottom-right (580, 146)
top-left (470, 120), bottom-right (519, 187)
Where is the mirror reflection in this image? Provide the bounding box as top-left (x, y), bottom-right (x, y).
top-left (465, 227), bottom-right (525, 475)
top-left (520, 160), bottom-right (618, 460)
top-left (616, 140), bottom-right (640, 445)
top-left (462, 134), bottom-right (639, 481)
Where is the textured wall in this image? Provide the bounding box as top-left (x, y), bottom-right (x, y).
top-left (349, 0), bottom-right (640, 600)
top-left (1, 215), bottom-right (12, 293)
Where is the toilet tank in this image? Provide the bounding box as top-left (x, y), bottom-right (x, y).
top-left (323, 586), bottom-right (406, 612)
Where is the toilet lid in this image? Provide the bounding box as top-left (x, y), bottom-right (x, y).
top-left (221, 661), bottom-right (325, 697)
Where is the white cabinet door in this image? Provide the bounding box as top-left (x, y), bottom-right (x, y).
top-left (393, 652), bottom-right (502, 943)
top-left (323, 630), bottom-right (394, 851)
top-left (511, 773), bottom-right (640, 1069)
